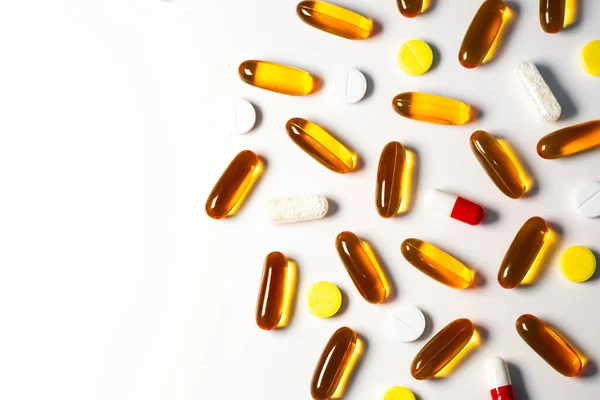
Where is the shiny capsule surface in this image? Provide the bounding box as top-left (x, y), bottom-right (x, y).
top-left (397, 0), bottom-right (423, 18)
top-left (540, 0), bottom-right (565, 33)
top-left (256, 252), bottom-right (288, 330)
top-left (411, 319), bottom-right (475, 380)
top-left (470, 130), bottom-right (527, 199)
top-left (498, 217), bottom-right (548, 289)
top-left (392, 92), bottom-right (471, 125)
top-left (459, 0), bottom-right (508, 68)
top-left (537, 120), bottom-right (600, 159)
top-left (516, 314), bottom-right (582, 376)
top-left (336, 231), bottom-right (388, 304)
top-left (401, 239), bottom-right (474, 289)
top-left (296, 1), bottom-right (373, 40)
top-left (311, 327), bottom-right (358, 400)
top-left (205, 150), bottom-right (262, 219)
top-left (376, 142), bottom-right (406, 218)
top-left (238, 60), bottom-right (316, 96)
top-left (286, 118), bottom-right (356, 173)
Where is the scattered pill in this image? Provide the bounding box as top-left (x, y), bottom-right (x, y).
top-left (286, 118), bottom-right (356, 173)
top-left (386, 305), bottom-right (426, 342)
top-left (425, 188), bottom-right (485, 225)
top-left (485, 357), bottom-right (516, 400)
top-left (471, 130), bottom-right (528, 199)
top-left (256, 252), bottom-right (290, 330)
top-left (459, 0), bottom-right (509, 68)
top-left (537, 120), bottom-right (600, 159)
top-left (498, 217), bottom-right (549, 289)
top-left (376, 141), bottom-right (407, 218)
top-left (560, 246), bottom-right (596, 282)
top-left (383, 386), bottom-right (416, 400)
top-left (573, 181), bottom-right (600, 218)
top-left (411, 318), bottom-right (475, 380)
top-left (581, 40), bottom-right (600, 76)
top-left (238, 60), bottom-right (317, 96)
top-left (540, 0), bottom-right (565, 34)
top-left (216, 98), bottom-right (256, 135)
top-left (392, 92), bottom-right (471, 125)
top-left (398, 40), bottom-right (433, 76)
top-left (333, 68), bottom-right (367, 104)
top-left (516, 61), bottom-right (561, 123)
top-left (266, 194), bottom-right (328, 224)
top-left (336, 231), bottom-right (388, 304)
top-left (296, 1), bottom-right (373, 40)
top-left (205, 150), bottom-right (263, 219)
top-left (308, 281), bottom-right (342, 318)
top-left (311, 327), bottom-right (359, 400)
top-left (396, 0), bottom-right (423, 18)
top-left (516, 314), bottom-right (582, 377)
top-left (401, 238), bottom-right (474, 289)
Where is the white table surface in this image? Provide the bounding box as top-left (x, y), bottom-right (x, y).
top-left (1, 1), bottom-right (599, 399)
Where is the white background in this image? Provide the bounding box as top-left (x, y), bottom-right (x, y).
top-left (0, 0), bottom-right (599, 399)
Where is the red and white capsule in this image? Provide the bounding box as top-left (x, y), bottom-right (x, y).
top-left (425, 189), bottom-right (485, 225)
top-left (486, 357), bottom-right (516, 400)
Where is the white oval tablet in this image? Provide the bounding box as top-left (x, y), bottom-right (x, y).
top-left (333, 68), bottom-right (367, 104)
top-left (386, 305), bottom-right (426, 342)
top-left (573, 181), bottom-right (600, 218)
top-left (216, 98), bottom-right (256, 135)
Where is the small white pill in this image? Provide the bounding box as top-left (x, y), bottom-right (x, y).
top-left (385, 305), bottom-right (426, 342)
top-left (573, 181), bottom-right (600, 218)
top-left (333, 68), bottom-right (367, 104)
top-left (215, 98), bottom-right (256, 135)
top-left (516, 61), bottom-right (561, 123)
top-left (266, 194), bottom-right (328, 224)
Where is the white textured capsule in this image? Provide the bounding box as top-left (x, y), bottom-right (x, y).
top-left (332, 68), bottom-right (367, 104)
top-left (215, 98), bottom-right (256, 135)
top-left (516, 61), bottom-right (561, 123)
top-left (266, 194), bottom-right (328, 224)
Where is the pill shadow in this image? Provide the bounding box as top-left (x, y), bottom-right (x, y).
top-left (519, 221), bottom-right (563, 289)
top-left (419, 308), bottom-right (435, 340)
top-left (471, 270), bottom-right (487, 289)
top-left (483, 1), bottom-right (520, 65)
top-left (428, 42), bottom-right (441, 73)
top-left (535, 64), bottom-right (577, 121)
top-left (469, 105), bottom-right (484, 122)
top-left (506, 362), bottom-right (532, 400)
top-left (401, 146), bottom-right (420, 216)
top-left (563, 0), bottom-right (581, 30)
top-left (251, 101), bottom-right (263, 131)
top-left (361, 238), bottom-right (398, 302)
top-left (326, 198), bottom-right (340, 218)
top-left (336, 286), bottom-right (350, 316)
top-left (341, 334), bottom-right (370, 397)
top-left (496, 137), bottom-right (538, 198)
top-left (482, 207), bottom-right (500, 224)
top-left (586, 248), bottom-right (600, 282)
top-left (278, 258), bottom-right (299, 330)
top-left (544, 318), bottom-right (596, 378)
top-left (371, 19), bottom-right (384, 37)
top-left (423, 0), bottom-right (437, 14)
top-left (362, 71), bottom-right (375, 101)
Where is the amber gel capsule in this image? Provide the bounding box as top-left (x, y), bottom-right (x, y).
top-left (516, 314), bottom-right (582, 376)
top-left (540, 0), bottom-right (565, 34)
top-left (311, 327), bottom-right (358, 400)
top-left (255, 252), bottom-right (289, 330)
top-left (459, 0), bottom-right (508, 68)
top-left (397, 0), bottom-right (423, 18)
top-left (336, 231), bottom-right (388, 304)
top-left (470, 130), bottom-right (527, 199)
top-left (238, 60), bottom-right (317, 96)
top-left (498, 217), bottom-right (548, 289)
top-left (296, 1), bottom-right (373, 40)
top-left (392, 92), bottom-right (472, 125)
top-left (376, 141), bottom-right (406, 218)
top-left (411, 318), bottom-right (475, 380)
top-left (286, 118), bottom-right (356, 174)
top-left (401, 239), bottom-right (474, 289)
top-left (205, 150), bottom-right (262, 219)
top-left (537, 120), bottom-right (600, 159)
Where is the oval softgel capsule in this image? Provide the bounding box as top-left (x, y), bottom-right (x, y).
top-left (537, 120), bottom-right (600, 159)
top-left (392, 92), bottom-right (471, 125)
top-left (239, 60), bottom-right (317, 96)
top-left (296, 1), bottom-right (373, 40)
top-left (256, 252), bottom-right (289, 330)
top-left (376, 141), bottom-right (406, 218)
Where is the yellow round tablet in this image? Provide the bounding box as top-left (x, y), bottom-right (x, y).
top-left (307, 281), bottom-right (342, 318)
top-left (581, 40), bottom-right (600, 76)
top-left (560, 246), bottom-right (596, 283)
top-left (398, 40), bottom-right (433, 76)
top-left (383, 386), bottom-right (416, 400)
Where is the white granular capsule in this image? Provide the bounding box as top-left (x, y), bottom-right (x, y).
top-left (573, 181), bottom-right (600, 218)
top-left (266, 194), bottom-right (328, 224)
top-left (516, 61), bottom-right (561, 123)
top-left (333, 68), bottom-right (367, 104)
top-left (215, 98), bottom-right (256, 135)
top-left (385, 305), bottom-right (426, 342)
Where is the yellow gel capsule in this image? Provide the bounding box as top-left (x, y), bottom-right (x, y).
top-left (560, 246), bottom-right (596, 283)
top-left (396, 0), bottom-right (423, 18)
top-left (205, 150), bottom-right (262, 219)
top-left (376, 141), bottom-right (406, 218)
top-left (392, 92), bottom-right (471, 125)
top-left (459, 0), bottom-right (508, 68)
top-left (498, 217), bottom-right (549, 289)
top-left (470, 130), bottom-right (527, 199)
top-left (238, 60), bottom-right (317, 96)
top-left (296, 1), bottom-right (373, 40)
top-left (308, 281), bottom-right (343, 318)
top-left (286, 118), bottom-right (356, 174)
top-left (401, 238), bottom-right (474, 289)
top-left (537, 120), bottom-right (600, 159)
top-left (336, 231), bottom-right (388, 304)
top-left (581, 40), bottom-right (600, 76)
top-left (398, 40), bottom-right (433, 76)
top-left (540, 0), bottom-right (565, 34)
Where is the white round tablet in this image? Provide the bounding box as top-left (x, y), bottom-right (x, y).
top-left (386, 305), bottom-right (426, 342)
top-left (573, 181), bottom-right (600, 218)
top-left (333, 68), bottom-right (367, 104)
top-left (216, 98), bottom-right (256, 135)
